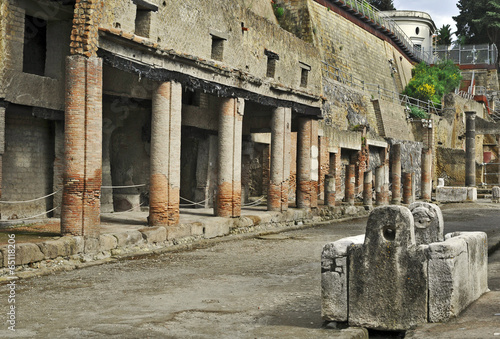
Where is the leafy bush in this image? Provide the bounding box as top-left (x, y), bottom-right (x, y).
top-left (273, 4), bottom-right (284, 18)
top-left (403, 60), bottom-right (462, 105)
top-left (408, 106), bottom-right (429, 119)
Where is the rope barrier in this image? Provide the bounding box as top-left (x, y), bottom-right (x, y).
top-left (107, 202), bottom-right (145, 214)
top-left (0, 190), bottom-right (60, 204)
top-left (101, 184), bottom-right (146, 189)
top-left (179, 197), bottom-right (209, 207)
top-left (3, 206), bottom-right (60, 222)
top-left (242, 196), bottom-right (265, 207)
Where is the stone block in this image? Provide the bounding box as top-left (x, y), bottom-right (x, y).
top-left (436, 187), bottom-right (477, 202)
top-left (321, 235), bottom-right (364, 322)
top-left (492, 186), bottom-right (500, 203)
top-left (37, 240), bottom-right (61, 259)
top-left (99, 234), bottom-right (118, 252)
top-left (348, 206), bottom-right (428, 331)
top-left (166, 224), bottom-right (192, 240)
top-left (203, 219), bottom-right (231, 238)
top-left (232, 216), bottom-right (254, 228)
top-left (10, 243), bottom-right (45, 266)
top-left (427, 231), bottom-right (487, 322)
top-left (446, 232), bottom-right (488, 300)
top-left (112, 230), bottom-right (144, 247)
top-left (409, 202), bottom-right (444, 245)
top-left (139, 226), bottom-right (167, 244)
top-left (427, 236), bottom-right (468, 322)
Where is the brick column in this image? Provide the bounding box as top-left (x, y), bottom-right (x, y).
top-left (363, 170), bottom-right (372, 207)
top-left (324, 174), bottom-right (336, 207)
top-left (375, 165), bottom-right (389, 205)
top-left (391, 143), bottom-right (402, 204)
top-left (421, 148), bottom-right (432, 200)
top-left (217, 98), bottom-right (244, 217)
top-left (296, 117), bottom-right (318, 209)
top-left (403, 172), bottom-right (413, 204)
top-left (149, 81), bottom-right (182, 226)
top-left (268, 107), bottom-right (291, 212)
top-left (61, 56), bottom-right (102, 250)
top-left (318, 136), bottom-right (330, 201)
top-left (345, 164), bottom-right (355, 205)
top-left (465, 111), bottom-right (476, 187)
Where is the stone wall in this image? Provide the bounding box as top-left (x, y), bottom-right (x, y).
top-left (372, 98), bottom-right (414, 140)
top-left (2, 106), bottom-right (54, 220)
top-left (277, 0), bottom-right (414, 94)
top-left (387, 138), bottom-right (423, 196)
top-left (99, 0), bottom-right (322, 96)
top-left (0, 0), bottom-right (72, 110)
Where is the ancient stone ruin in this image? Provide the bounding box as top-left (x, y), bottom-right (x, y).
top-left (321, 203), bottom-right (488, 331)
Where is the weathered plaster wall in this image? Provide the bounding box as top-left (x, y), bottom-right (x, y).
top-left (0, 0), bottom-right (72, 110)
top-left (276, 0), bottom-right (414, 94)
top-left (99, 0), bottom-right (322, 95)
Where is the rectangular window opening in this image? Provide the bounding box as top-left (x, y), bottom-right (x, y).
top-left (182, 88), bottom-right (201, 107)
top-left (300, 68), bottom-right (309, 87)
top-left (299, 62), bottom-right (311, 88)
top-left (211, 36), bottom-right (225, 61)
top-left (23, 15), bottom-right (47, 76)
top-left (135, 9), bottom-right (152, 37)
top-left (265, 49), bottom-right (279, 78)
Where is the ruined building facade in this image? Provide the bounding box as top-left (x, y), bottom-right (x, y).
top-left (0, 0), bottom-right (496, 249)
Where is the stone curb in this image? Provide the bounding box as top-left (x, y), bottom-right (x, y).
top-left (0, 205), bottom-right (369, 280)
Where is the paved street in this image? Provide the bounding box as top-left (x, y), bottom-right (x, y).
top-left (0, 205), bottom-right (499, 338)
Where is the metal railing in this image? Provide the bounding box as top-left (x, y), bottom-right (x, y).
top-left (322, 61), bottom-right (442, 114)
top-left (481, 162), bottom-right (500, 187)
top-left (434, 44), bottom-right (498, 65)
top-left (329, 0), bottom-right (436, 64)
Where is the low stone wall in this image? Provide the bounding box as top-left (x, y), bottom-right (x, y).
top-left (436, 186), bottom-right (477, 202)
top-left (0, 205), bottom-right (369, 277)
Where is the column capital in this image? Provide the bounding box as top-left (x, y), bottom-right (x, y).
top-left (465, 111), bottom-right (477, 119)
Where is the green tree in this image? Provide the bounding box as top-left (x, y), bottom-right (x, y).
top-left (454, 0), bottom-right (500, 47)
top-left (367, 0), bottom-right (395, 11)
top-left (436, 24), bottom-right (453, 46)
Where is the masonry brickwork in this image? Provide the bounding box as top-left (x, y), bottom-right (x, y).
top-left (149, 81), bottom-right (182, 226)
top-left (61, 55), bottom-right (102, 250)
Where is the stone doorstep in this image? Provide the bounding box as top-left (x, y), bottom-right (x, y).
top-left (0, 205), bottom-right (369, 273)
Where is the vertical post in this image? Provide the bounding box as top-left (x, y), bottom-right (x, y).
top-left (149, 81), bottom-right (182, 226)
top-left (421, 148), bottom-right (433, 200)
top-left (0, 102), bottom-right (6, 199)
top-left (61, 55), bottom-right (103, 251)
top-left (296, 117), bottom-right (318, 208)
top-left (363, 170), bottom-right (373, 207)
top-left (345, 164), bottom-right (355, 205)
top-left (216, 98), bottom-right (244, 217)
top-left (268, 107), bottom-right (291, 212)
top-left (465, 111), bottom-right (476, 187)
top-left (375, 165), bottom-right (388, 205)
top-left (325, 152), bottom-right (337, 207)
top-left (391, 143), bottom-right (402, 204)
top-left (403, 172), bottom-right (413, 204)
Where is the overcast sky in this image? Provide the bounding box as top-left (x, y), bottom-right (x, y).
top-left (393, 0), bottom-right (460, 36)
